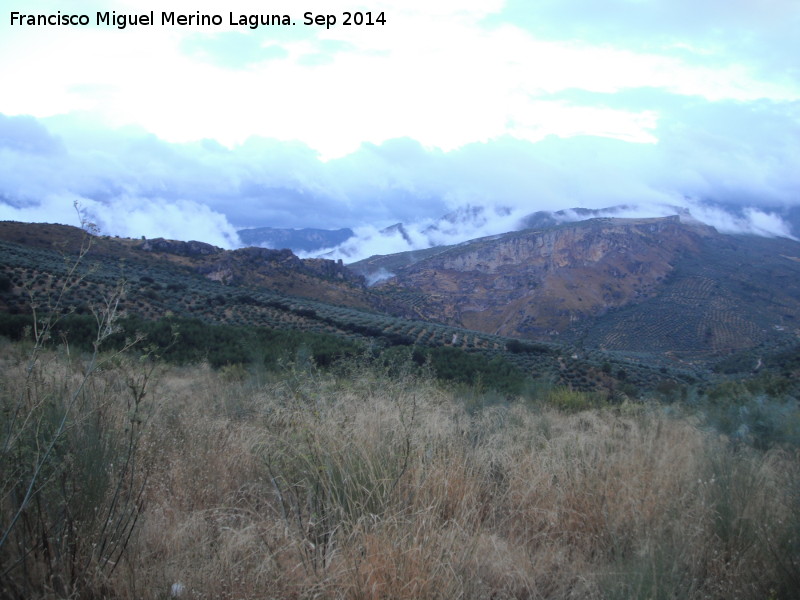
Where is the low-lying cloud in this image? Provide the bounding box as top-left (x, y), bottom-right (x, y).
top-left (308, 200), bottom-right (798, 265)
top-left (1, 92), bottom-right (799, 256)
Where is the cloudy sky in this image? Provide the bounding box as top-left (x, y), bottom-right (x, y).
top-left (1, 0), bottom-right (799, 256)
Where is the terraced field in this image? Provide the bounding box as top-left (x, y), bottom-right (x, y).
top-left (568, 234), bottom-right (800, 356)
top-left (0, 235), bottom-right (709, 396)
top-left (7, 217), bottom-right (800, 400)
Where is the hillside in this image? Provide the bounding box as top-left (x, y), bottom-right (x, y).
top-left (3, 218), bottom-right (800, 398)
top-left (3, 227), bottom-right (800, 600)
top-left (0, 219), bottom-right (718, 397)
top-left (0, 221), bottom-right (374, 309)
top-left (352, 216), bottom-right (800, 355)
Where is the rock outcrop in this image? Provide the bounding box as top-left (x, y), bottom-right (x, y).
top-left (139, 238), bottom-right (221, 257)
top-left (138, 237), bottom-right (369, 307)
top-left (361, 217), bottom-right (719, 338)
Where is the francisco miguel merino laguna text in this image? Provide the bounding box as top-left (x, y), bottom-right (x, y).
top-left (9, 10), bottom-right (387, 29)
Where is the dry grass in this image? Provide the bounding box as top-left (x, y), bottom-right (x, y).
top-left (2, 344), bottom-right (799, 599)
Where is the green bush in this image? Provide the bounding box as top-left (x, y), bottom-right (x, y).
top-left (544, 387), bottom-right (599, 412)
top-left (0, 228), bottom-right (154, 598)
top-left (506, 338), bottom-right (552, 355)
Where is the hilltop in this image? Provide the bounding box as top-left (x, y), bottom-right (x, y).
top-left (0, 220), bottom-right (373, 308)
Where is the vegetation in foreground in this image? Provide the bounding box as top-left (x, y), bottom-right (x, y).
top-left (1, 218), bottom-right (799, 599)
top-left (2, 337), bottom-right (799, 600)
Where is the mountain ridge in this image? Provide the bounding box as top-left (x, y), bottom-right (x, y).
top-left (3, 216), bottom-right (800, 359)
top-left (0, 221), bottom-right (374, 309)
top-left (237, 226), bottom-right (355, 253)
top-left (351, 215), bottom-right (800, 353)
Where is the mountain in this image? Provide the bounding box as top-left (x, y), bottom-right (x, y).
top-left (237, 226), bottom-right (354, 253)
top-left (320, 205), bottom-right (522, 262)
top-left (517, 205), bottom-right (635, 230)
top-left (3, 218), bottom-right (800, 396)
top-left (782, 206), bottom-right (800, 238)
top-left (0, 221), bottom-right (372, 309)
top-left (1, 219), bottom-right (688, 396)
top-left (351, 216), bottom-right (800, 355)
top-left (519, 203), bottom-right (800, 239)
top-left (6, 217), bottom-right (800, 360)
top-left (423, 205), bottom-right (512, 235)
top-left (325, 201), bottom-right (798, 266)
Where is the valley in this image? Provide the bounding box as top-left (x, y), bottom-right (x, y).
top-left (3, 214), bottom-right (800, 600)
top-left (2, 215), bottom-right (800, 400)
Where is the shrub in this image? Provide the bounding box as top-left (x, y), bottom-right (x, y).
top-left (506, 338), bottom-right (552, 355)
top-left (543, 386), bottom-right (598, 412)
top-left (0, 223), bottom-right (155, 598)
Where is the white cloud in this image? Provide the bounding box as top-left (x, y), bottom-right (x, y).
top-left (3, 0), bottom-right (797, 159)
top-left (2, 0), bottom-right (799, 254)
top-left (84, 196), bottom-right (240, 246)
top-left (2, 93), bottom-right (799, 246)
top-left (682, 203), bottom-right (797, 239)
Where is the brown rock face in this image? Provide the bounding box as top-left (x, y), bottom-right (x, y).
top-left (373, 217), bottom-right (715, 338)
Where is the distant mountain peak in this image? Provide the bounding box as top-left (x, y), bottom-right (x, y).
top-left (379, 223), bottom-right (413, 244)
top-left (237, 226), bottom-right (354, 253)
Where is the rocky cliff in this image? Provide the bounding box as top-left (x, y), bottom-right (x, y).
top-left (354, 216), bottom-right (800, 352)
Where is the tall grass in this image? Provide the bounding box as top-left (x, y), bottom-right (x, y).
top-left (0, 210), bottom-right (157, 599)
top-left (4, 347), bottom-right (796, 599)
